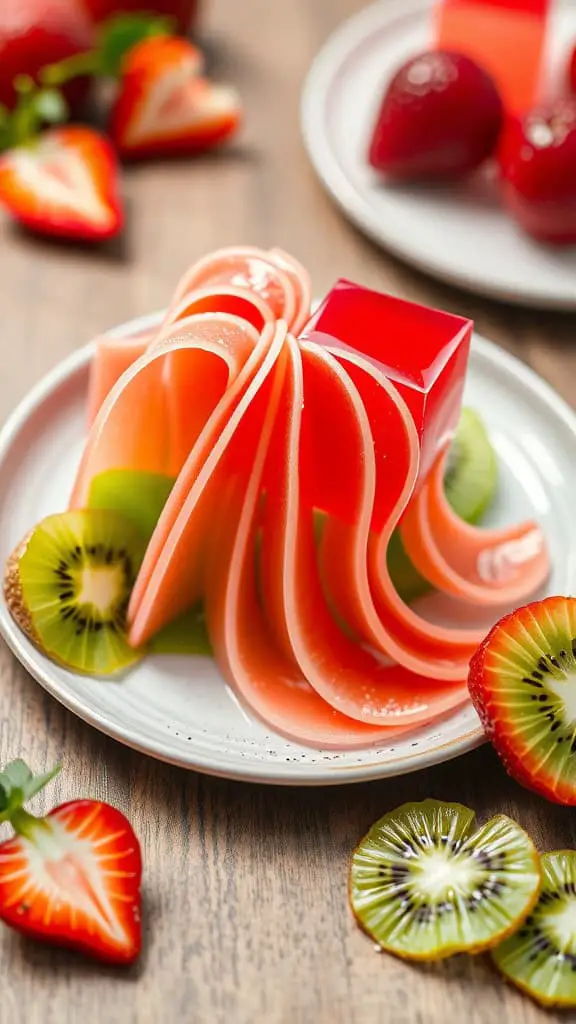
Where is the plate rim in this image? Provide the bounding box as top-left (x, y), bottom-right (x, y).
top-left (0, 316), bottom-right (574, 785)
top-left (300, 0), bottom-right (576, 311)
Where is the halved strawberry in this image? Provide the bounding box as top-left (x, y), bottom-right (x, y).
top-left (0, 760), bottom-right (141, 963)
top-left (468, 597), bottom-right (576, 806)
top-left (110, 35), bottom-right (241, 160)
top-left (0, 126), bottom-right (123, 241)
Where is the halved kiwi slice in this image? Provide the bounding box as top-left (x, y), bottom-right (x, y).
top-left (492, 851), bottom-right (576, 1008)
top-left (4, 509), bottom-right (146, 675)
top-left (388, 407), bottom-right (498, 603)
top-left (349, 799), bottom-right (541, 961)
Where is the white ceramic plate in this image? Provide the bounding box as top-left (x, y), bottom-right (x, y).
top-left (301, 0), bottom-right (576, 309)
top-left (0, 313), bottom-right (575, 785)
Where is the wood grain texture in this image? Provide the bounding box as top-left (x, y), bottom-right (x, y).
top-left (0, 1), bottom-right (575, 1021)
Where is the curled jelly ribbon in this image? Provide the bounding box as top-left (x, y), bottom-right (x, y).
top-left (72, 246), bottom-right (549, 748)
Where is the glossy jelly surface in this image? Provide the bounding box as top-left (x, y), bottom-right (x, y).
top-left (435, 0), bottom-right (551, 114)
top-left (300, 279), bottom-right (472, 483)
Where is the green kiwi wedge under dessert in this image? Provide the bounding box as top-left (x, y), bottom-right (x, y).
top-left (388, 407), bottom-right (498, 603)
top-left (4, 509), bottom-right (146, 676)
top-left (87, 468), bottom-right (210, 656)
top-left (349, 799), bottom-right (541, 961)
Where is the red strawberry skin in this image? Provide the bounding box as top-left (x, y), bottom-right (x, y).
top-left (499, 99), bottom-right (576, 244)
top-left (0, 0), bottom-right (93, 113)
top-left (571, 46), bottom-right (576, 94)
top-left (368, 50), bottom-right (503, 181)
top-left (82, 0), bottom-right (198, 35)
top-left (110, 36), bottom-right (241, 161)
top-left (469, 597), bottom-right (576, 806)
top-left (0, 800), bottom-right (142, 963)
top-left (0, 126), bottom-right (124, 242)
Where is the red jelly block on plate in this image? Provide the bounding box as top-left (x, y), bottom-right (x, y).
top-left (300, 280), bottom-right (472, 484)
top-left (435, 0), bottom-right (550, 114)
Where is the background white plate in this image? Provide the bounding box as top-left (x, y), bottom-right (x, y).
top-left (301, 0), bottom-right (576, 309)
top-left (0, 314), bottom-right (575, 785)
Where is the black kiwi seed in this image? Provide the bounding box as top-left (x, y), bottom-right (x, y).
top-left (492, 851), bottom-right (576, 1008)
top-left (4, 510), bottom-right (147, 676)
top-left (349, 800), bottom-right (540, 960)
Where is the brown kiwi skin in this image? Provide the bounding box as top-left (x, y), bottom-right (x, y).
top-left (3, 530), bottom-right (142, 676)
top-left (491, 848), bottom-right (576, 1010)
top-left (3, 535), bottom-right (40, 646)
top-left (348, 814), bottom-right (543, 962)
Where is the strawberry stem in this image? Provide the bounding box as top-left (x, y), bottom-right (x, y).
top-left (40, 13), bottom-right (174, 87)
top-left (0, 760), bottom-right (61, 828)
top-left (9, 807), bottom-right (51, 842)
top-left (40, 53), bottom-right (98, 88)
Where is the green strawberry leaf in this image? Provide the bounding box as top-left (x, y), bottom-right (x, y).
top-left (96, 13), bottom-right (174, 77)
top-left (0, 760), bottom-right (61, 823)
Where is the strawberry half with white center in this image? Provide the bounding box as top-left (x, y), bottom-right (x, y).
top-left (0, 126), bottom-right (124, 240)
top-left (110, 35), bottom-right (241, 160)
top-left (0, 760), bottom-right (142, 963)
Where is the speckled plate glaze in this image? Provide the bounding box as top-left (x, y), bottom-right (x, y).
top-left (301, 0), bottom-right (576, 309)
top-left (0, 313), bottom-right (574, 784)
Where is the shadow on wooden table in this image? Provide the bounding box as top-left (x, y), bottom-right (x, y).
top-left (1, 204), bottom-right (135, 266)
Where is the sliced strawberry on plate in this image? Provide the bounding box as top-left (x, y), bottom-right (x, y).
top-left (0, 126), bottom-right (124, 241)
top-left (0, 760), bottom-right (142, 963)
top-left (110, 35), bottom-right (241, 160)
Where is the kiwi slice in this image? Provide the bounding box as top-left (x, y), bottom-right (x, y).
top-left (492, 851), bottom-right (576, 1008)
top-left (149, 605), bottom-right (211, 656)
top-left (4, 509), bottom-right (146, 675)
top-left (88, 469), bottom-right (175, 544)
top-left (388, 407), bottom-right (498, 603)
top-left (468, 597), bottom-right (576, 806)
top-left (444, 407), bottom-right (498, 525)
top-left (87, 469), bottom-right (212, 656)
top-left (349, 799), bottom-right (541, 961)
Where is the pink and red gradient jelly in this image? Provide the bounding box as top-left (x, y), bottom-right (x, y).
top-left (301, 280), bottom-right (472, 485)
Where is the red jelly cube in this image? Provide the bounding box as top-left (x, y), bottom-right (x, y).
top-left (300, 280), bottom-right (472, 485)
top-left (435, 0), bottom-right (550, 114)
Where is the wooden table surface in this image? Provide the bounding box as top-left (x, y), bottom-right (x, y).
top-left (1, 1), bottom-right (576, 1021)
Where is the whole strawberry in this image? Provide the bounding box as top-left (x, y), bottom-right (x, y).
top-left (0, 759), bottom-right (142, 963)
top-left (0, 0), bottom-right (93, 113)
top-left (499, 98), bottom-right (576, 245)
top-left (368, 49), bottom-right (503, 181)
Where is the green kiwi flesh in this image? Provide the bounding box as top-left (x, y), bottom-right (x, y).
top-left (88, 469), bottom-right (174, 544)
top-left (444, 408), bottom-right (498, 525)
top-left (492, 851), bottom-right (576, 1008)
top-left (387, 407), bottom-right (498, 603)
top-left (87, 469), bottom-right (212, 656)
top-left (349, 800), bottom-right (541, 961)
top-left (149, 605), bottom-right (211, 656)
top-left (4, 509), bottom-right (146, 675)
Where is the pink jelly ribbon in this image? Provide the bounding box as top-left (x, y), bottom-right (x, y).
top-left (71, 246), bottom-right (549, 747)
